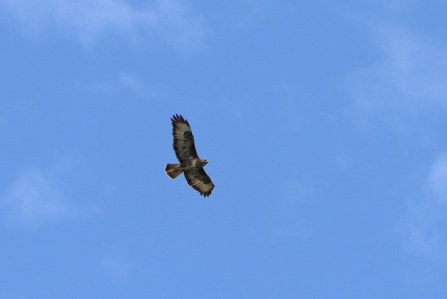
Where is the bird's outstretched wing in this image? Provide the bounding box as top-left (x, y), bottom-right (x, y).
top-left (184, 168), bottom-right (215, 197)
top-left (171, 114), bottom-right (198, 162)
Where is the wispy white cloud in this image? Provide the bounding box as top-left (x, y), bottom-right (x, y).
top-left (0, 0), bottom-right (204, 48)
top-left (1, 167), bottom-right (70, 226)
top-left (343, 9), bottom-right (447, 259)
top-left (426, 153), bottom-right (447, 204)
top-left (348, 25), bottom-right (447, 114)
top-left (399, 153), bottom-right (447, 259)
top-left (400, 200), bottom-right (441, 256)
top-left (1, 158), bottom-right (99, 228)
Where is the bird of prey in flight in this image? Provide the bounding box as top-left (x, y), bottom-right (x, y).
top-left (165, 114), bottom-right (214, 197)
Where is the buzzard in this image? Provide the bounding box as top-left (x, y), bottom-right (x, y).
top-left (165, 114), bottom-right (215, 197)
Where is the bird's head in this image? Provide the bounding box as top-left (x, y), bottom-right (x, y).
top-left (201, 159), bottom-right (209, 166)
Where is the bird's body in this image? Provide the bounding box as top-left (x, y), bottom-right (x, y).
top-left (165, 114), bottom-right (214, 197)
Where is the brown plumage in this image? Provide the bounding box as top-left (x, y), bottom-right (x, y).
top-left (165, 114), bottom-right (214, 197)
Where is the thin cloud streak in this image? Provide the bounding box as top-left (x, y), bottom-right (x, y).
top-left (399, 153), bottom-right (447, 259)
top-left (345, 20), bottom-right (447, 259)
top-left (348, 25), bottom-right (447, 113)
top-left (426, 153), bottom-right (447, 204)
top-left (1, 168), bottom-right (70, 226)
top-left (0, 0), bottom-right (205, 48)
top-left (0, 158), bottom-right (100, 228)
top-left (376, 26), bottom-right (447, 106)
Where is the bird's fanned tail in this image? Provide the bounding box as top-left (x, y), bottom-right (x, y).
top-left (165, 164), bottom-right (183, 179)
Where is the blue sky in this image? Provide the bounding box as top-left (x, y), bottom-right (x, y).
top-left (1, 0), bottom-right (447, 298)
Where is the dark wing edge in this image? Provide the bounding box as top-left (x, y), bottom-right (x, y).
top-left (184, 168), bottom-right (215, 197)
top-left (171, 114), bottom-right (199, 161)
